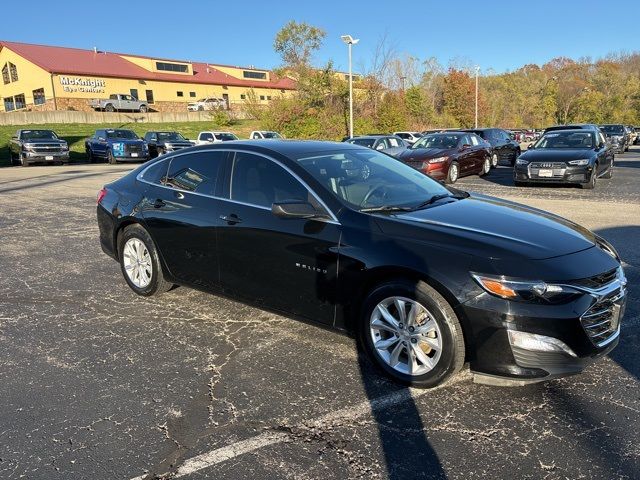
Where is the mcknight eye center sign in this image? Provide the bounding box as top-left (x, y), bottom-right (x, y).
top-left (59, 76), bottom-right (106, 93)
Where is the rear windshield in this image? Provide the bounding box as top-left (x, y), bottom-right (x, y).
top-left (21, 130), bottom-right (58, 140)
top-left (157, 132), bottom-right (186, 141)
top-left (535, 131), bottom-right (594, 149)
top-left (262, 132), bottom-right (282, 139)
top-left (347, 138), bottom-right (376, 148)
top-left (215, 133), bottom-right (238, 141)
top-left (600, 125), bottom-right (624, 134)
top-left (106, 130), bottom-right (138, 139)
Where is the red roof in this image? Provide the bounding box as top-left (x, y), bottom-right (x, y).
top-left (0, 40), bottom-right (296, 90)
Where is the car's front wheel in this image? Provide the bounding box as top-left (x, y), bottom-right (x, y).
top-left (445, 161), bottom-right (459, 184)
top-left (480, 156), bottom-right (491, 176)
top-left (118, 224), bottom-right (173, 296)
top-left (359, 280), bottom-right (465, 388)
top-left (107, 150), bottom-right (117, 164)
top-left (582, 170), bottom-right (597, 189)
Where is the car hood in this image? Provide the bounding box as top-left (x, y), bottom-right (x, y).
top-left (23, 138), bottom-right (65, 144)
top-left (375, 194), bottom-right (596, 260)
top-left (108, 139), bottom-right (145, 144)
top-left (397, 147), bottom-right (456, 160)
top-left (520, 149), bottom-right (595, 162)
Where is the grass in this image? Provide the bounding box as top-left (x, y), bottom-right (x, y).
top-left (0, 119), bottom-right (262, 167)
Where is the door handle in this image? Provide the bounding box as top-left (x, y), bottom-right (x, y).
top-left (153, 198), bottom-right (166, 208)
top-left (220, 214), bottom-right (242, 224)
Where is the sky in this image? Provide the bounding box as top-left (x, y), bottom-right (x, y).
top-left (3, 0), bottom-right (639, 75)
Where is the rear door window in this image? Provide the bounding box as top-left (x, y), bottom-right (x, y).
top-left (163, 151), bottom-right (227, 195)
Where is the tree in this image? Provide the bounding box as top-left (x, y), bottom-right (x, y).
top-left (273, 21), bottom-right (326, 70)
top-left (442, 69), bottom-right (475, 128)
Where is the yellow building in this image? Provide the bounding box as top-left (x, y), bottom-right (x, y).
top-left (0, 41), bottom-right (297, 113)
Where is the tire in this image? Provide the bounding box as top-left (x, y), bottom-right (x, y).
top-left (490, 152), bottom-right (498, 168)
top-left (139, 105), bottom-right (148, 113)
top-left (107, 149), bottom-right (116, 164)
top-left (582, 170), bottom-right (596, 189)
top-left (359, 279), bottom-right (465, 388)
top-left (19, 152), bottom-right (28, 167)
top-left (86, 147), bottom-right (94, 163)
top-left (118, 224), bottom-right (173, 296)
top-left (602, 161), bottom-right (613, 179)
top-left (198, 105), bottom-right (204, 111)
top-left (105, 104), bottom-right (115, 112)
top-left (480, 156), bottom-right (491, 176)
top-left (445, 161), bottom-right (459, 184)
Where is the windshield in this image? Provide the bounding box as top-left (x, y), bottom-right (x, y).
top-left (157, 132), bottom-right (186, 141)
top-left (263, 132), bottom-right (282, 139)
top-left (106, 130), bottom-right (139, 140)
top-left (534, 131), bottom-right (594, 149)
top-left (600, 125), bottom-right (624, 134)
top-left (21, 130), bottom-right (58, 140)
top-left (216, 133), bottom-right (238, 141)
top-left (347, 138), bottom-right (376, 148)
top-left (295, 148), bottom-right (452, 210)
top-left (411, 134), bottom-right (461, 150)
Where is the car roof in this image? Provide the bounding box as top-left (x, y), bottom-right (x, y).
top-left (542, 129), bottom-right (594, 135)
top-left (545, 124), bottom-right (599, 131)
top-left (189, 139), bottom-right (363, 156)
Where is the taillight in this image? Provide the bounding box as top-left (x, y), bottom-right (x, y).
top-left (97, 187), bottom-right (107, 204)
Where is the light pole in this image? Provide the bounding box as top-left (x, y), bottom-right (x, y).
top-left (474, 65), bottom-right (480, 128)
top-left (341, 34), bottom-right (359, 139)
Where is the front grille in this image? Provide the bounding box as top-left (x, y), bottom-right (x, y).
top-left (126, 144), bottom-right (142, 154)
top-left (529, 162), bottom-right (566, 178)
top-left (572, 268), bottom-right (618, 289)
top-left (32, 143), bottom-right (64, 153)
top-left (580, 288), bottom-right (624, 347)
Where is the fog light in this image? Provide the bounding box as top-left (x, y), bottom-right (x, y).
top-left (508, 330), bottom-right (576, 357)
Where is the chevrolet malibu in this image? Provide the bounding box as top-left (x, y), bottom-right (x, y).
top-left (97, 141), bottom-right (626, 387)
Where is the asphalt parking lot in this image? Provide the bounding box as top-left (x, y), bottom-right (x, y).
top-left (0, 149), bottom-right (639, 480)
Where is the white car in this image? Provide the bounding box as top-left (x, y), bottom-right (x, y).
top-left (249, 131), bottom-right (283, 139)
top-left (188, 97), bottom-right (227, 111)
top-left (393, 131), bottom-right (423, 144)
top-left (195, 131), bottom-right (239, 145)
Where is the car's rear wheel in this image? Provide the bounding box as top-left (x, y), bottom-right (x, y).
top-left (359, 280), bottom-right (465, 388)
top-left (480, 156), bottom-right (491, 176)
top-left (445, 161), bottom-right (459, 184)
top-left (118, 225), bottom-right (173, 296)
top-left (491, 152), bottom-right (498, 168)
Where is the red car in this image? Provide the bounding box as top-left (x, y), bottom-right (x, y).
top-left (396, 132), bottom-right (492, 183)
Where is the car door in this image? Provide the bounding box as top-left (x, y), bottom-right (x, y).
top-left (468, 134), bottom-right (484, 171)
top-left (93, 130), bottom-right (108, 157)
top-left (457, 135), bottom-right (475, 174)
top-left (216, 150), bottom-right (340, 324)
top-left (198, 132), bottom-right (214, 145)
top-left (596, 131), bottom-right (613, 173)
top-left (141, 150), bottom-right (228, 289)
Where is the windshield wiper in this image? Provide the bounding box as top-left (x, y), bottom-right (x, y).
top-left (360, 205), bottom-right (414, 213)
top-left (410, 192), bottom-right (468, 211)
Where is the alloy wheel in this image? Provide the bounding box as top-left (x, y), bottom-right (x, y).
top-left (483, 157), bottom-right (491, 174)
top-left (122, 238), bottom-right (153, 288)
top-left (491, 153), bottom-right (498, 167)
top-left (449, 164), bottom-right (458, 182)
top-left (369, 296), bottom-right (443, 376)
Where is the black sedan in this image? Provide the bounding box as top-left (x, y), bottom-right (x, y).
top-left (460, 128), bottom-right (521, 167)
top-left (515, 129), bottom-right (614, 189)
top-left (97, 141), bottom-right (626, 387)
top-left (143, 131), bottom-right (194, 158)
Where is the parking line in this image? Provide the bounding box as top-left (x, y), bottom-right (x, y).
top-left (129, 383), bottom-right (447, 479)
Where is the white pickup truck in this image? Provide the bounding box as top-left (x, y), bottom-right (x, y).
top-left (188, 97), bottom-right (227, 111)
top-left (89, 94), bottom-right (148, 112)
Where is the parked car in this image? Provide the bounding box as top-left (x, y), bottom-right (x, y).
top-left (195, 131), bottom-right (239, 145)
top-left (635, 127), bottom-right (640, 145)
top-left (599, 124), bottom-right (629, 153)
top-left (396, 131), bottom-right (491, 183)
top-left (97, 140), bottom-right (626, 387)
top-left (344, 135), bottom-right (407, 157)
top-left (393, 131), bottom-right (423, 145)
top-left (250, 131), bottom-right (283, 140)
top-left (514, 128), bottom-right (613, 189)
top-left (625, 125), bottom-right (636, 146)
top-left (144, 131), bottom-right (194, 158)
top-left (85, 129), bottom-right (149, 164)
top-left (89, 94), bottom-right (148, 113)
top-left (460, 128), bottom-right (521, 167)
top-left (187, 97), bottom-right (226, 111)
top-left (9, 129), bottom-right (69, 166)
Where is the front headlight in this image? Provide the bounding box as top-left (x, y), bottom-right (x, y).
top-left (567, 159), bottom-right (589, 166)
top-left (515, 158), bottom-right (529, 165)
top-left (426, 156), bottom-right (448, 164)
top-left (23, 143), bottom-right (35, 151)
top-left (61, 142), bottom-right (69, 150)
top-left (471, 273), bottom-right (581, 303)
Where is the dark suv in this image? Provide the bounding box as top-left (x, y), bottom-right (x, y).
top-left (599, 125), bottom-right (629, 154)
top-left (460, 128), bottom-right (521, 167)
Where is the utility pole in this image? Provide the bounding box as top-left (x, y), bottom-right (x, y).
top-left (341, 35), bottom-right (359, 138)
top-left (475, 66), bottom-right (480, 128)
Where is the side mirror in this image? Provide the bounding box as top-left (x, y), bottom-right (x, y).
top-left (527, 143), bottom-right (535, 150)
top-left (272, 201), bottom-right (320, 219)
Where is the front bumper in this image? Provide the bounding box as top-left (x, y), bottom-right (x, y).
top-left (113, 154), bottom-right (149, 162)
top-left (458, 275), bottom-right (626, 381)
top-left (23, 151), bottom-right (69, 164)
top-left (514, 162), bottom-right (593, 184)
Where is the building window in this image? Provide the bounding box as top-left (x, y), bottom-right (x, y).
top-left (177, 91), bottom-right (184, 97)
top-left (145, 90), bottom-right (154, 104)
top-left (33, 88), bottom-right (46, 105)
top-left (189, 92), bottom-right (196, 97)
top-left (4, 97), bottom-right (14, 111)
top-left (8, 62), bottom-right (18, 82)
top-left (240, 94), bottom-right (246, 100)
top-left (130, 88), bottom-right (139, 100)
top-left (14, 93), bottom-right (25, 109)
top-left (156, 61), bottom-right (188, 73)
top-left (243, 71), bottom-right (267, 80)
top-left (2, 64), bottom-right (9, 85)
top-left (267, 96), bottom-right (272, 100)
top-left (260, 95), bottom-right (265, 100)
